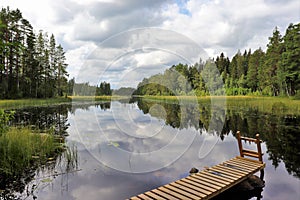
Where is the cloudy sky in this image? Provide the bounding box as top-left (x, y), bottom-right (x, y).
top-left (1, 0), bottom-right (299, 88)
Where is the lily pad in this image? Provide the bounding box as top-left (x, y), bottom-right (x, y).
top-left (108, 141), bottom-right (119, 147)
top-left (41, 178), bottom-right (52, 183)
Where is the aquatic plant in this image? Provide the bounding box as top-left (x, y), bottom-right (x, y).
top-left (0, 128), bottom-right (61, 183)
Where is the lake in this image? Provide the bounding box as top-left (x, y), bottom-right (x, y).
top-left (1, 97), bottom-right (300, 200)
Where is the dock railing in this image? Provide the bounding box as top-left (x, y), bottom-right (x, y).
top-left (236, 131), bottom-right (264, 179)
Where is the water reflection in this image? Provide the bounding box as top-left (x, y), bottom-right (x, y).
top-left (134, 98), bottom-right (300, 179)
top-left (0, 102), bottom-right (111, 199)
top-left (1, 99), bottom-right (299, 200)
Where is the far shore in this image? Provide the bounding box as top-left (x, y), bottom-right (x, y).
top-left (1, 95), bottom-right (299, 114)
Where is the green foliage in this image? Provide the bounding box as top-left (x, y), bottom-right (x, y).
top-left (113, 87), bottom-right (136, 96)
top-left (96, 81), bottom-right (112, 96)
top-left (0, 127), bottom-right (63, 183)
top-left (0, 109), bottom-right (14, 136)
top-left (247, 48), bottom-right (265, 91)
top-left (134, 23), bottom-right (299, 97)
top-left (0, 7), bottom-right (68, 99)
top-left (281, 23), bottom-right (300, 96)
top-left (293, 90), bottom-right (300, 100)
top-left (0, 98), bottom-right (71, 110)
top-left (71, 81), bottom-right (112, 96)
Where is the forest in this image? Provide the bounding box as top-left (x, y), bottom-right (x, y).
top-left (134, 23), bottom-right (300, 97)
top-left (68, 79), bottom-right (112, 96)
top-left (1, 7), bottom-right (299, 99)
top-left (0, 7), bottom-right (69, 99)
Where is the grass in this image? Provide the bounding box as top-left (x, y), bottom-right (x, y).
top-left (0, 127), bottom-right (64, 187)
top-left (225, 96), bottom-right (300, 115)
top-left (137, 95), bottom-right (300, 115)
top-left (69, 95), bottom-right (129, 101)
top-left (0, 97), bottom-right (71, 109)
top-left (0, 96), bottom-right (122, 109)
top-left (69, 95), bottom-right (112, 101)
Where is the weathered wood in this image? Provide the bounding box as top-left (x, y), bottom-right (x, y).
top-left (158, 186), bottom-right (189, 199)
top-left (196, 172), bottom-right (230, 185)
top-left (181, 178), bottom-right (215, 194)
top-left (236, 131), bottom-right (264, 163)
top-left (128, 133), bottom-right (266, 200)
top-left (236, 131), bottom-right (244, 157)
top-left (152, 189), bottom-right (178, 200)
top-left (225, 159), bottom-right (258, 170)
top-left (175, 180), bottom-right (207, 198)
top-left (144, 191), bottom-right (163, 199)
top-left (256, 134), bottom-right (263, 162)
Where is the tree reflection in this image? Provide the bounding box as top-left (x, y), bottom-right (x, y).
top-left (1, 101), bottom-right (111, 199)
top-left (134, 98), bottom-right (300, 179)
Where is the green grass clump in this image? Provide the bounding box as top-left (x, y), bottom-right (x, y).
top-left (0, 97), bottom-right (71, 109)
top-left (0, 127), bottom-right (63, 186)
top-left (139, 95), bottom-right (300, 115)
top-left (225, 96), bottom-right (300, 115)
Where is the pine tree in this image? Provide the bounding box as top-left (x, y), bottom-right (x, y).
top-left (247, 48), bottom-right (265, 92)
top-left (281, 23), bottom-right (300, 96)
top-left (262, 27), bottom-right (283, 96)
top-left (55, 44), bottom-right (68, 96)
top-left (0, 7), bottom-right (69, 99)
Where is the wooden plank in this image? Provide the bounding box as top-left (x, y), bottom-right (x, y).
top-left (243, 149), bottom-right (260, 155)
top-left (152, 189), bottom-right (179, 200)
top-left (169, 182), bottom-right (206, 199)
top-left (129, 196), bottom-right (142, 200)
top-left (225, 160), bottom-right (260, 171)
top-left (144, 191), bottom-right (163, 199)
top-left (212, 165), bottom-right (248, 176)
top-left (225, 159), bottom-right (259, 169)
top-left (180, 178), bottom-right (214, 195)
top-left (182, 178), bottom-right (216, 194)
top-left (236, 156), bottom-right (264, 164)
top-left (129, 153), bottom-right (266, 200)
top-left (243, 151), bottom-right (260, 158)
top-left (164, 184), bottom-right (200, 199)
top-left (217, 164), bottom-right (251, 175)
top-left (158, 186), bottom-right (190, 199)
top-left (196, 172), bottom-right (230, 185)
top-left (205, 169), bottom-right (238, 181)
top-left (233, 158), bottom-right (265, 171)
top-left (193, 174), bottom-right (226, 187)
top-left (220, 161), bottom-right (255, 172)
top-left (188, 176), bottom-right (221, 190)
top-left (222, 163), bottom-right (255, 173)
top-left (207, 168), bottom-right (242, 179)
top-left (210, 165), bottom-right (244, 177)
top-left (201, 171), bottom-right (234, 183)
top-left (137, 193), bottom-right (153, 200)
top-left (175, 180), bottom-right (207, 198)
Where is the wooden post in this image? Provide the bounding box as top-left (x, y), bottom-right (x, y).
top-left (255, 134), bottom-right (263, 162)
top-left (255, 134), bottom-right (264, 180)
top-left (236, 131), bottom-right (243, 158)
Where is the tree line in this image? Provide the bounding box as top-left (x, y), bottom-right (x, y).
top-left (67, 79), bottom-right (112, 96)
top-left (134, 23), bottom-right (300, 97)
top-left (0, 7), bottom-right (68, 99)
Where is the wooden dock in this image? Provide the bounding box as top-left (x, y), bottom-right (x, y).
top-left (128, 131), bottom-right (265, 200)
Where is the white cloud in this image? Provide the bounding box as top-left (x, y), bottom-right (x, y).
top-left (1, 0), bottom-right (299, 87)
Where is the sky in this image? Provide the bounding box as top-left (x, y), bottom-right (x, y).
top-left (1, 0), bottom-right (300, 88)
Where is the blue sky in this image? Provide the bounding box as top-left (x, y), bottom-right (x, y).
top-left (1, 0), bottom-right (299, 88)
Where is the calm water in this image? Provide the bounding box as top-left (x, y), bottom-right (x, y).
top-left (3, 98), bottom-right (300, 200)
